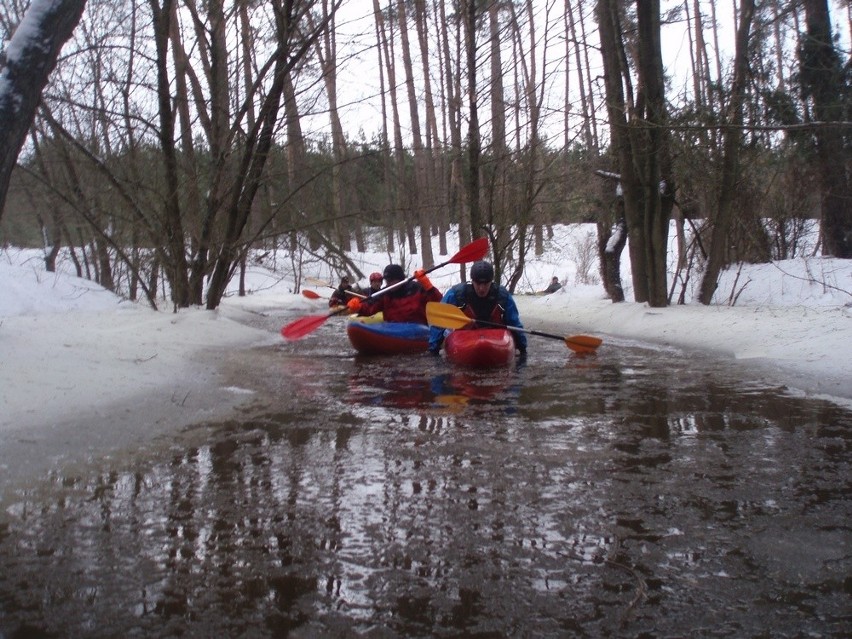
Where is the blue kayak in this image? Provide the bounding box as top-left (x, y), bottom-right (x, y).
top-left (346, 320), bottom-right (430, 355)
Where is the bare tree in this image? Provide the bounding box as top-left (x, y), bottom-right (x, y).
top-left (596, 0), bottom-right (676, 306)
top-left (310, 0), bottom-right (353, 253)
top-left (436, 0), bottom-right (468, 264)
top-left (462, 0), bottom-right (484, 248)
top-left (565, 0), bottom-right (595, 150)
top-left (397, 0), bottom-right (435, 267)
top-left (205, 1), bottom-right (340, 308)
top-left (374, 0), bottom-right (416, 254)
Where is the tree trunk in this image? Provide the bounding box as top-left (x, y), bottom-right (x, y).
top-left (636, 0), bottom-right (674, 307)
top-left (150, 0), bottom-right (191, 308)
top-left (171, 0), bottom-right (206, 305)
top-left (463, 0), bottom-right (483, 249)
top-left (374, 0), bottom-right (409, 254)
top-left (312, 0), bottom-right (351, 252)
top-left (0, 0), bottom-right (87, 220)
top-left (397, 0), bottom-right (434, 265)
top-left (372, 0), bottom-right (396, 254)
top-left (597, 0), bottom-right (674, 307)
top-left (437, 0), bottom-right (468, 263)
top-left (566, 0), bottom-right (594, 150)
top-left (801, 0), bottom-right (852, 258)
top-left (698, 0), bottom-right (755, 304)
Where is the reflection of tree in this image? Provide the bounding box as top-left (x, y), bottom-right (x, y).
top-left (4, 367), bottom-right (850, 636)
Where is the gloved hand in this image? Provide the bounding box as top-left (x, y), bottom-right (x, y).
top-left (414, 268), bottom-right (433, 291)
top-left (346, 297), bottom-right (362, 313)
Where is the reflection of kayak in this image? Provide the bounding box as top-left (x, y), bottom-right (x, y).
top-left (346, 318), bottom-right (429, 355)
top-left (444, 328), bottom-right (515, 368)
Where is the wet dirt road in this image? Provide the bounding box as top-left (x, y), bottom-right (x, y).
top-left (1, 311), bottom-right (850, 637)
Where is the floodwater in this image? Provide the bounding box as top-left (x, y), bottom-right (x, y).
top-left (1, 311), bottom-right (850, 638)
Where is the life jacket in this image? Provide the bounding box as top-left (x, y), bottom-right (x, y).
top-left (451, 282), bottom-right (509, 325)
top-left (362, 281), bottom-right (441, 324)
top-left (329, 285), bottom-right (353, 308)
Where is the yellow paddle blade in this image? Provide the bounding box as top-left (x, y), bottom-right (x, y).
top-left (565, 335), bottom-right (603, 354)
top-left (426, 302), bottom-right (473, 329)
top-left (306, 276), bottom-right (333, 288)
top-left (428, 302), bottom-right (604, 354)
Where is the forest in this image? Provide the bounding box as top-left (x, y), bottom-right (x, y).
top-left (0, 0), bottom-right (849, 311)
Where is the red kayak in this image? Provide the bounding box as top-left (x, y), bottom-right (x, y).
top-left (347, 320), bottom-right (430, 355)
top-left (444, 328), bottom-right (515, 368)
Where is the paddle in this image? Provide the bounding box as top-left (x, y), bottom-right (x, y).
top-left (282, 238), bottom-right (489, 341)
top-left (425, 301), bottom-right (603, 354)
top-left (368, 236), bottom-right (490, 301)
top-left (281, 306), bottom-right (350, 340)
top-left (302, 288), bottom-right (366, 300)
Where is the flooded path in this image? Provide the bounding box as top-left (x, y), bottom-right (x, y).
top-left (1, 311), bottom-right (849, 637)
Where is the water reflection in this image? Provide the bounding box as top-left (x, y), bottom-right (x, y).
top-left (346, 357), bottom-right (523, 412)
top-left (1, 336), bottom-right (850, 638)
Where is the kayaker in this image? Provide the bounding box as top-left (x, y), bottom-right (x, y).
top-left (360, 272), bottom-right (383, 296)
top-left (346, 264), bottom-right (442, 324)
top-left (328, 276), bottom-right (354, 308)
top-left (542, 276), bottom-right (562, 294)
top-left (428, 260), bottom-right (527, 355)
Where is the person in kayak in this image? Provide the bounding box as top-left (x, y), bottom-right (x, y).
top-left (329, 276), bottom-right (354, 308)
top-left (428, 260), bottom-right (527, 355)
top-left (358, 272), bottom-right (383, 296)
top-left (346, 263), bottom-right (442, 324)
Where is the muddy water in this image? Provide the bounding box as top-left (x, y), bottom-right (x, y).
top-left (1, 313), bottom-right (849, 638)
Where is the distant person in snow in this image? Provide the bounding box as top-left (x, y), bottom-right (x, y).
top-left (542, 276), bottom-right (562, 294)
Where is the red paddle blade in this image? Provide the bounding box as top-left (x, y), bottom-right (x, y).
top-left (301, 290), bottom-right (322, 300)
top-left (281, 314), bottom-right (331, 340)
top-left (450, 237), bottom-right (489, 264)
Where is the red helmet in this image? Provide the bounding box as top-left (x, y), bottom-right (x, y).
top-left (369, 272), bottom-right (383, 282)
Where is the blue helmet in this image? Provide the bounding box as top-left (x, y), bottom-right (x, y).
top-left (470, 261), bottom-right (494, 283)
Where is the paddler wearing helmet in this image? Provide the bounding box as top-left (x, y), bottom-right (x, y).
top-left (346, 263), bottom-right (443, 324)
top-left (428, 260), bottom-right (527, 355)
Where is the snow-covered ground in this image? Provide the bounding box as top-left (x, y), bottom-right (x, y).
top-left (1, 225), bottom-right (850, 488)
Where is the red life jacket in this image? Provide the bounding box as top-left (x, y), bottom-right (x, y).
top-left (361, 281), bottom-right (442, 324)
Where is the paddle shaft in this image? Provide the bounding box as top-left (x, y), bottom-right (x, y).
top-left (425, 301), bottom-right (602, 353)
top-left (283, 238), bottom-right (488, 340)
top-left (470, 319), bottom-right (600, 351)
top-left (364, 237), bottom-right (488, 302)
top-left (469, 317), bottom-right (561, 342)
top-left (305, 277), bottom-right (367, 299)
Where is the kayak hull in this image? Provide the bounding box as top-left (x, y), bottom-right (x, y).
top-left (444, 329), bottom-right (515, 368)
top-left (347, 320), bottom-right (430, 355)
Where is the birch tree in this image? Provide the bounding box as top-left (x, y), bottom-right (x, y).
top-left (0, 0), bottom-right (87, 221)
